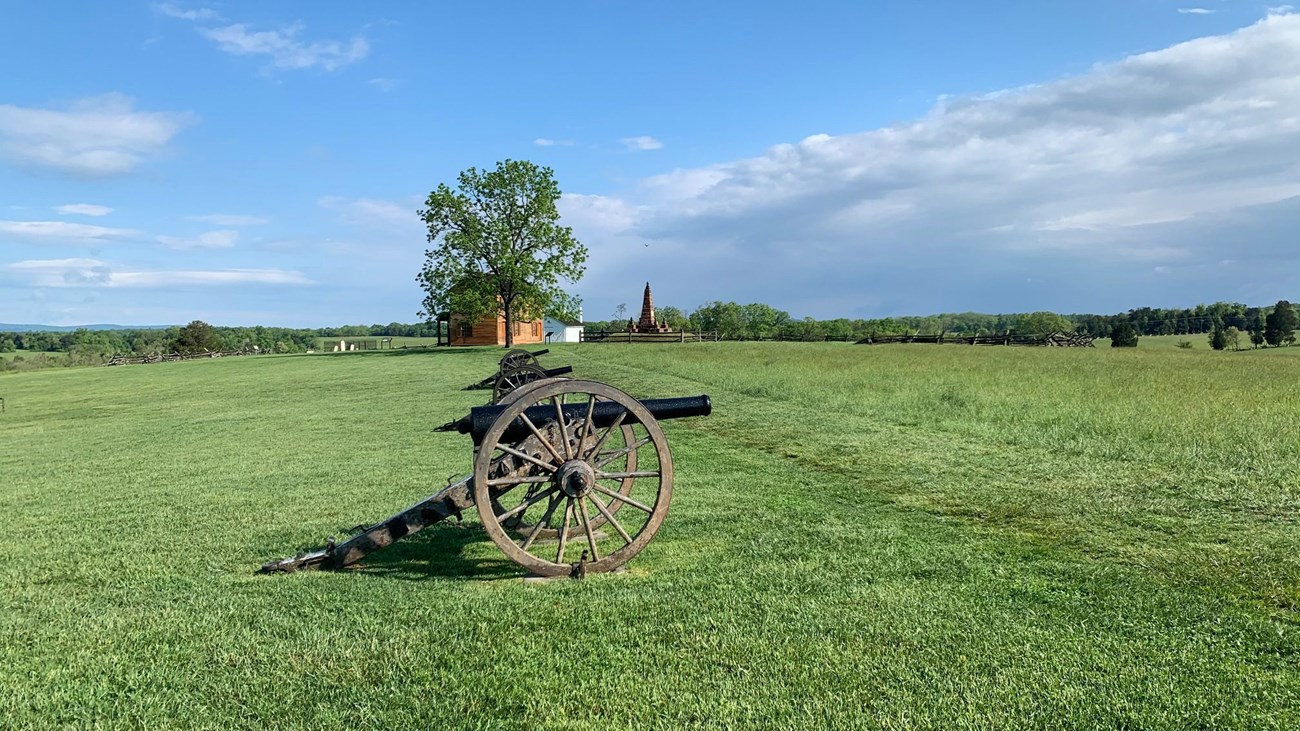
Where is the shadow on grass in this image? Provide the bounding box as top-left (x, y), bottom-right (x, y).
top-left (351, 522), bottom-right (520, 581)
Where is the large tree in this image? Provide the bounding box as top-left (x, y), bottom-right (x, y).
top-left (1264, 300), bottom-right (1298, 347)
top-left (173, 320), bottom-right (220, 353)
top-left (417, 160), bottom-right (587, 346)
top-left (1014, 311), bottom-right (1074, 335)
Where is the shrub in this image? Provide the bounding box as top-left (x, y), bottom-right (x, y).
top-left (1109, 322), bottom-right (1139, 348)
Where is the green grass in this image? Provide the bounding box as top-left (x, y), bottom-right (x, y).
top-left (1, 343), bottom-right (1296, 729)
top-left (1137, 333), bottom-right (1300, 351)
top-left (0, 349), bottom-right (62, 361)
top-left (314, 335), bottom-right (443, 350)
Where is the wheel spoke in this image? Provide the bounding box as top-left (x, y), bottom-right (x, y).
top-left (583, 411), bottom-right (626, 461)
top-left (596, 470), bottom-right (660, 480)
top-left (594, 436), bottom-right (651, 469)
top-left (497, 487), bottom-right (559, 522)
top-left (520, 492), bottom-right (562, 551)
top-left (553, 396), bottom-right (573, 460)
top-left (592, 484), bottom-right (653, 513)
top-left (556, 498), bottom-right (574, 563)
top-left (495, 443), bottom-right (557, 473)
top-left (486, 474), bottom-right (552, 486)
top-left (588, 494), bottom-right (633, 544)
top-left (577, 394), bottom-right (597, 458)
top-left (576, 497), bottom-right (600, 561)
top-left (520, 411), bottom-right (565, 464)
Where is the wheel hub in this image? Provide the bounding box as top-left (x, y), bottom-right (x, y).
top-left (554, 460), bottom-right (596, 498)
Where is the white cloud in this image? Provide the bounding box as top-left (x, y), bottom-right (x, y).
top-left (3, 259), bottom-right (310, 288)
top-left (4, 258), bottom-right (113, 287)
top-left (319, 195), bottom-right (418, 227)
top-left (368, 77), bottom-right (398, 92)
top-left (0, 94), bottom-right (194, 177)
top-left (186, 214), bottom-right (269, 225)
top-left (562, 13), bottom-right (1300, 317)
top-left (56, 204), bottom-right (113, 217)
top-left (156, 230), bottom-right (239, 249)
top-left (1178, 8), bottom-right (1215, 14)
top-left (200, 23), bottom-right (369, 71)
top-left (535, 138), bottom-right (576, 147)
top-left (155, 3), bottom-right (220, 20)
top-left (0, 220), bottom-right (138, 242)
top-left (620, 136), bottom-right (664, 151)
top-left (110, 269), bottom-right (310, 287)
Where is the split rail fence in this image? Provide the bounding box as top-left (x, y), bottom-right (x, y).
top-left (104, 348), bottom-right (260, 366)
top-left (580, 330), bottom-right (720, 343)
top-left (856, 331), bottom-right (1095, 347)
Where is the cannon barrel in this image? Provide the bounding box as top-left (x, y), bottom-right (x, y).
top-left (459, 394), bottom-right (711, 443)
top-left (502, 348), bottom-right (549, 362)
top-left (466, 363), bottom-right (572, 391)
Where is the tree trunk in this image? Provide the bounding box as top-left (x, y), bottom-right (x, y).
top-left (503, 300), bottom-right (514, 347)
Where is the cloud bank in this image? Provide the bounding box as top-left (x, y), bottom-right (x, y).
top-left (0, 219), bottom-right (139, 243)
top-left (0, 94), bottom-right (193, 177)
top-left (3, 258), bottom-right (311, 288)
top-left (567, 12), bottom-right (1300, 317)
top-left (56, 204), bottom-right (113, 217)
top-left (199, 23), bottom-right (369, 71)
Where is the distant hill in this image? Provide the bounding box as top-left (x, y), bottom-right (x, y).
top-left (0, 323), bottom-right (172, 332)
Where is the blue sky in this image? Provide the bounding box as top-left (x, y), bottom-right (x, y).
top-left (2, 1), bottom-right (1298, 326)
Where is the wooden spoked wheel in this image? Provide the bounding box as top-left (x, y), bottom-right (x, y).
top-left (492, 364), bottom-right (548, 404)
top-left (473, 380), bottom-right (673, 577)
top-left (499, 349), bottom-right (538, 371)
top-left (487, 377), bottom-right (637, 541)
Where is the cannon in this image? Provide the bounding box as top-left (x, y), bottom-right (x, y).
top-left (492, 364), bottom-right (573, 403)
top-left (261, 379), bottom-right (711, 578)
top-left (499, 347), bottom-right (548, 369)
top-left (464, 348), bottom-right (567, 395)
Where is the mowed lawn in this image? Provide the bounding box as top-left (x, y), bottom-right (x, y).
top-left (1, 343), bottom-right (1296, 729)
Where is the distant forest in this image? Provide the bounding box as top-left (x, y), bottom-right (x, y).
top-left (1, 299), bottom-right (1293, 371)
top-left (582, 300), bottom-right (1292, 343)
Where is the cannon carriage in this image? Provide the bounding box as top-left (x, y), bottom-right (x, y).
top-left (261, 377), bottom-right (711, 578)
top-left (465, 348), bottom-right (575, 404)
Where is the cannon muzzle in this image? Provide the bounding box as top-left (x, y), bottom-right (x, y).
top-left (457, 395), bottom-right (711, 443)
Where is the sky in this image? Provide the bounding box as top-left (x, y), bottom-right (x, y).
top-left (2, 1), bottom-right (1298, 327)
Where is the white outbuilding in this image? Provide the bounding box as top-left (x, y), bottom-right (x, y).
top-left (544, 317), bottom-right (584, 343)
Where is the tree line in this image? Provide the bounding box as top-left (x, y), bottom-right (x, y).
top-left (0, 320), bottom-right (451, 372)
top-left (583, 299), bottom-right (1299, 346)
top-left (3, 298), bottom-right (1295, 374)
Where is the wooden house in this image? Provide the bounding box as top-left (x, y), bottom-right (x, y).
top-left (449, 312), bottom-right (544, 346)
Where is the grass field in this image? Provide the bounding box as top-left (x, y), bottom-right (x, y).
top-left (315, 335), bottom-right (443, 350)
top-left (0, 349), bottom-right (62, 361)
top-left (1, 343), bottom-right (1297, 729)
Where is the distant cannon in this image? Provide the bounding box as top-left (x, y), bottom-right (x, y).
top-left (492, 364), bottom-right (574, 403)
top-left (464, 348), bottom-right (558, 393)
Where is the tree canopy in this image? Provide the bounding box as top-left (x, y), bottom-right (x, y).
top-left (417, 159), bottom-right (587, 346)
top-left (1013, 311), bottom-right (1073, 335)
top-left (173, 320), bottom-right (220, 353)
top-left (1264, 300), bottom-right (1297, 346)
top-left (1109, 322), bottom-right (1139, 348)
